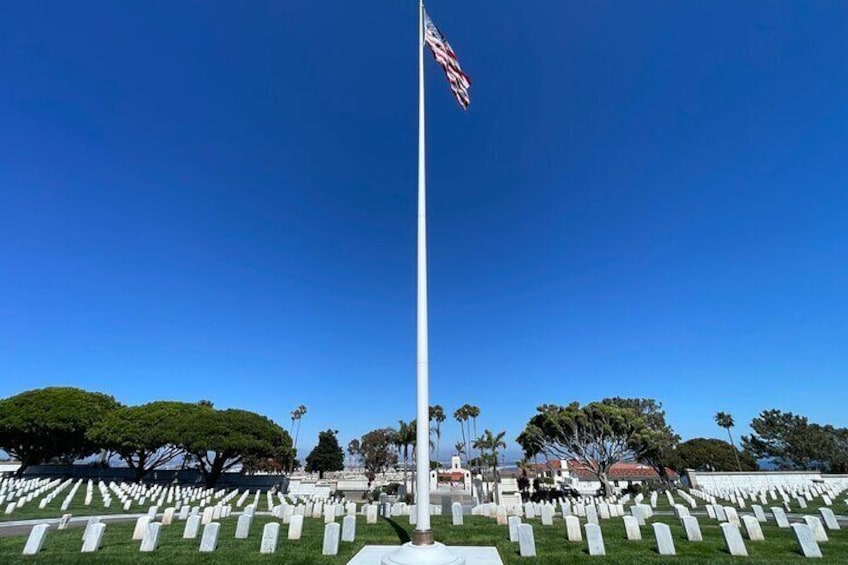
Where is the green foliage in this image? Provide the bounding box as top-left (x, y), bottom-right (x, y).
top-left (305, 429), bottom-right (344, 478)
top-left (177, 408), bottom-right (293, 487)
top-left (672, 437), bottom-right (758, 473)
top-left (742, 409), bottom-right (848, 472)
top-left (517, 401), bottom-right (652, 495)
top-left (359, 428), bottom-right (397, 485)
top-left (0, 387), bottom-right (119, 474)
top-left (87, 401), bottom-right (200, 480)
top-left (602, 397), bottom-right (680, 483)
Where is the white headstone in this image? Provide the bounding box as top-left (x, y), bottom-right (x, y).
top-left (682, 515), bottom-right (702, 542)
top-left (288, 514), bottom-right (304, 540)
top-left (82, 517), bottom-right (102, 541)
top-left (201, 506), bottom-right (214, 525)
top-left (322, 522), bottom-right (340, 556)
top-left (342, 515), bottom-right (356, 542)
top-left (147, 505), bottom-right (159, 519)
top-left (80, 522), bottom-right (105, 553)
top-left (623, 515), bottom-right (641, 540)
top-left (518, 523), bottom-right (536, 557)
top-left (803, 516), bottom-right (828, 542)
top-left (162, 507), bottom-right (176, 525)
top-left (451, 502), bottom-right (464, 526)
top-left (771, 506), bottom-right (790, 528)
top-left (724, 506), bottom-right (741, 527)
top-left (199, 522), bottom-right (220, 552)
top-left (742, 515), bottom-right (764, 541)
top-left (752, 505), bottom-right (767, 523)
top-left (585, 505), bottom-right (599, 526)
top-left (178, 505), bottom-right (190, 521)
top-left (792, 523), bottom-right (823, 558)
top-left (183, 514), bottom-right (201, 539)
top-left (819, 507), bottom-right (840, 530)
top-left (132, 516), bottom-right (151, 541)
top-left (508, 516), bottom-right (521, 542)
top-left (260, 522), bottom-right (280, 554)
top-left (565, 515), bottom-right (582, 542)
top-left (140, 522), bottom-right (162, 552)
top-left (585, 523), bottom-right (605, 556)
top-left (58, 513), bottom-right (72, 530)
top-left (23, 523), bottom-right (49, 555)
top-left (366, 504), bottom-right (378, 525)
top-left (540, 504), bottom-right (554, 526)
top-left (235, 514), bottom-right (252, 539)
top-left (720, 523), bottom-right (748, 557)
top-left (653, 522), bottom-right (675, 555)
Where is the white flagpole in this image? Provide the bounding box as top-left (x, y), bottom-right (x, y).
top-left (381, 4), bottom-right (464, 564)
top-left (413, 0), bottom-right (432, 544)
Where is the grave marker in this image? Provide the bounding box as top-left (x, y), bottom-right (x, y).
top-left (518, 524), bottom-right (536, 557)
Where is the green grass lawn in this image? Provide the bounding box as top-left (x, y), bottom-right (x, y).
top-left (2, 513), bottom-right (847, 564)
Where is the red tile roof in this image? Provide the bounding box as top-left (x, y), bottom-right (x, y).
top-left (531, 460), bottom-right (677, 481)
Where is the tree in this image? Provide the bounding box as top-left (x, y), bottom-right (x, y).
top-left (467, 405), bottom-right (481, 472)
top-left (178, 408), bottom-right (293, 487)
top-left (672, 438), bottom-right (758, 473)
top-left (289, 405), bottom-right (307, 472)
top-left (305, 429), bottom-right (344, 479)
top-left (454, 405), bottom-right (471, 468)
top-left (454, 441), bottom-right (465, 459)
top-left (395, 420), bottom-right (415, 493)
top-left (429, 405), bottom-right (446, 466)
top-left (347, 439), bottom-right (361, 468)
top-left (87, 401), bottom-right (200, 481)
top-left (474, 429), bottom-right (506, 503)
top-left (602, 397), bottom-right (679, 484)
top-left (517, 402), bottom-right (650, 496)
top-left (359, 428), bottom-right (397, 487)
top-left (714, 411), bottom-right (742, 471)
top-left (0, 387), bottom-right (120, 476)
top-left (742, 409), bottom-right (838, 471)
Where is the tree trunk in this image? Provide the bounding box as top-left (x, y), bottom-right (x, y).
top-left (727, 429), bottom-right (742, 471)
top-left (599, 471), bottom-right (612, 497)
top-left (459, 423), bottom-right (466, 467)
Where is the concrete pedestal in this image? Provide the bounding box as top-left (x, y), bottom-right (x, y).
top-left (347, 544), bottom-right (502, 565)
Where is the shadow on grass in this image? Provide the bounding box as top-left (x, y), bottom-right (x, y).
top-left (381, 518), bottom-right (411, 544)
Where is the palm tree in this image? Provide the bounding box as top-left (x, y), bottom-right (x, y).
top-left (474, 430), bottom-right (507, 503)
top-left (289, 405), bottom-right (307, 472)
top-left (467, 405), bottom-right (481, 472)
top-left (429, 404), bottom-right (446, 467)
top-left (396, 420), bottom-right (415, 494)
top-left (453, 406), bottom-right (469, 467)
top-left (454, 441), bottom-right (465, 459)
top-left (715, 411), bottom-right (742, 471)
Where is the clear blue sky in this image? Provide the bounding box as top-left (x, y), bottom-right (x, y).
top-left (1, 1), bottom-right (846, 461)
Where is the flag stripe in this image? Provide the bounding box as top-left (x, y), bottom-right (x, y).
top-left (423, 8), bottom-right (470, 109)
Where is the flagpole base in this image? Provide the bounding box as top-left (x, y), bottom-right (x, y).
top-left (380, 542), bottom-right (465, 565)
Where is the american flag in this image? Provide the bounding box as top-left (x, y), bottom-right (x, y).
top-left (423, 8), bottom-right (471, 110)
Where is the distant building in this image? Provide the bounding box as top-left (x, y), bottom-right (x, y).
top-left (507, 459), bottom-right (677, 494)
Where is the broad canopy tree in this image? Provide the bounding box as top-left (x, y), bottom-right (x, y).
top-left (177, 408), bottom-right (293, 487)
top-left (672, 437), bottom-right (758, 473)
top-left (305, 429), bottom-right (344, 479)
top-left (517, 401), bottom-right (655, 496)
top-left (601, 397), bottom-right (680, 485)
top-left (742, 409), bottom-right (847, 472)
top-left (0, 387), bottom-right (119, 476)
top-left (359, 428), bottom-right (398, 487)
top-left (87, 401), bottom-right (202, 481)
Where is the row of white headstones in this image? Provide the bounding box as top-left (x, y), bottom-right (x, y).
top-left (10, 476), bottom-right (847, 559)
top-left (20, 496), bottom-right (429, 556)
top-left (471, 488), bottom-right (845, 559)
